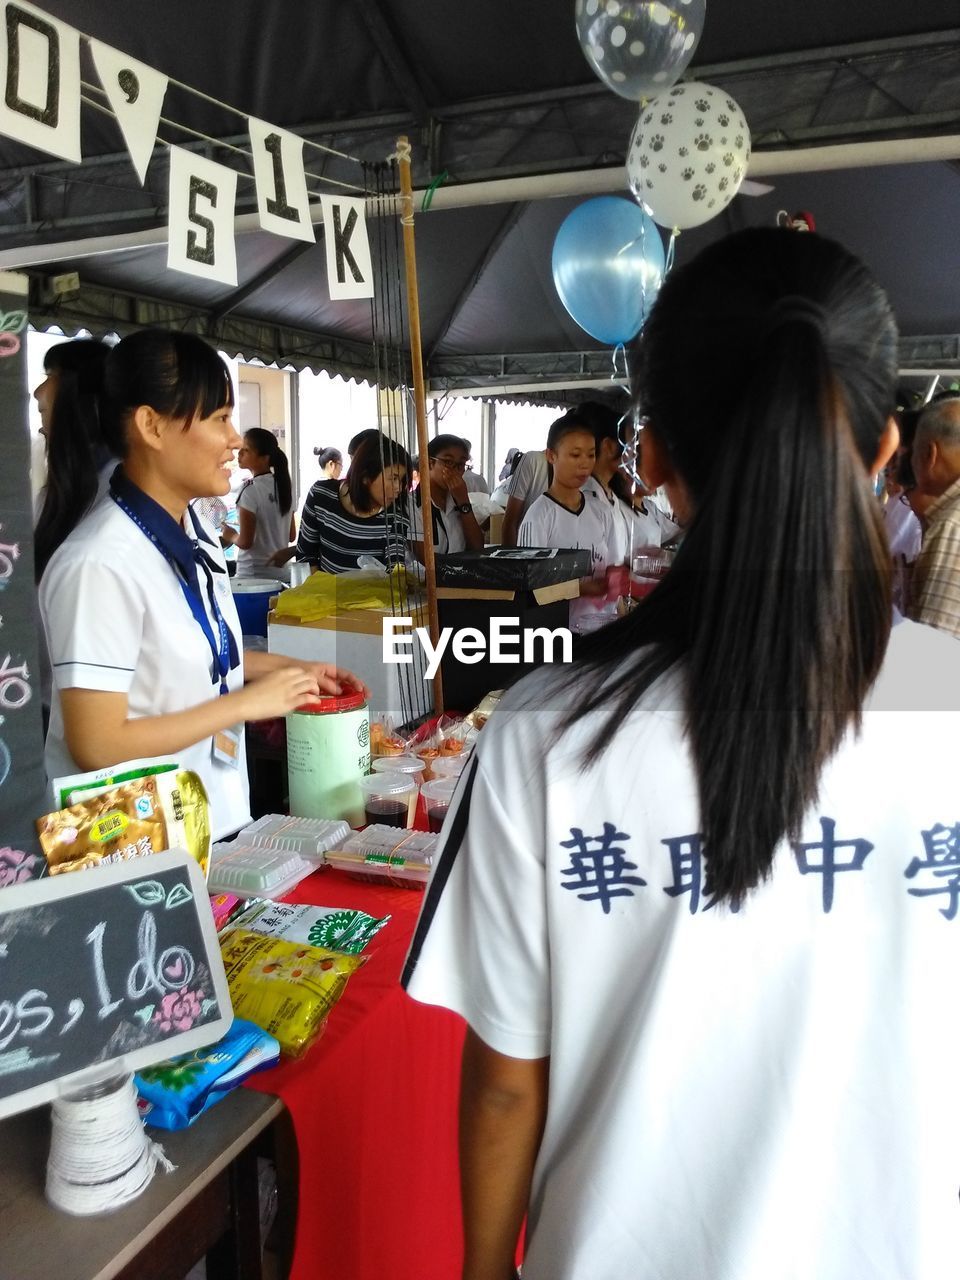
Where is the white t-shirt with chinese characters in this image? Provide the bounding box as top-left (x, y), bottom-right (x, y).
top-left (40, 497), bottom-right (251, 841)
top-left (507, 450), bottom-right (551, 518)
top-left (404, 618), bottom-right (960, 1280)
top-left (519, 491), bottom-right (618, 633)
top-left (408, 490), bottom-right (467, 555)
top-left (235, 473), bottom-right (291, 578)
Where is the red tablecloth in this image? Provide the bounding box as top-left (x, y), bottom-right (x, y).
top-left (246, 867), bottom-right (466, 1280)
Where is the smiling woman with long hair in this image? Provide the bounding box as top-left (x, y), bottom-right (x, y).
top-left (39, 330), bottom-right (364, 839)
top-left (403, 228), bottom-right (960, 1280)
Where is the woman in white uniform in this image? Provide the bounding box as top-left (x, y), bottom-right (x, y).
top-left (235, 427), bottom-right (295, 578)
top-left (404, 229), bottom-right (960, 1279)
top-left (519, 412), bottom-right (619, 634)
top-left (40, 330), bottom-right (364, 840)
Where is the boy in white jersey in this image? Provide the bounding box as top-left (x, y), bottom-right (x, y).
top-left (519, 412), bottom-right (619, 634)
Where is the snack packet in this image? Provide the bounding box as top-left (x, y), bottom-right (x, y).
top-left (228, 900), bottom-right (389, 954)
top-left (370, 716), bottom-right (406, 757)
top-left (135, 1018), bottom-right (280, 1130)
top-left (209, 891), bottom-right (246, 932)
top-left (36, 770), bottom-right (211, 877)
top-left (52, 756), bottom-right (179, 810)
top-left (219, 929), bottom-right (365, 1057)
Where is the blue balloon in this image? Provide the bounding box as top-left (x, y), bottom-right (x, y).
top-left (552, 196), bottom-right (665, 346)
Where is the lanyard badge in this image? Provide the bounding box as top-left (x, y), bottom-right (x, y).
top-left (110, 473), bottom-right (240, 695)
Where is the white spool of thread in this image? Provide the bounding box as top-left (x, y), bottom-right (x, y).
top-left (46, 1073), bottom-right (175, 1216)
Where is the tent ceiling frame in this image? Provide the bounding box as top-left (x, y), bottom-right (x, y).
top-left (354, 0), bottom-right (433, 124)
top-left (28, 267), bottom-right (960, 385)
top-left (4, 131), bottom-right (960, 275)
top-left (0, 26), bottom-right (955, 184)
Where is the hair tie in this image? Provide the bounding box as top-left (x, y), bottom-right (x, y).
top-left (767, 294), bottom-right (829, 340)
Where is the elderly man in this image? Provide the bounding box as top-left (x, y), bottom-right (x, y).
top-left (909, 396), bottom-right (960, 638)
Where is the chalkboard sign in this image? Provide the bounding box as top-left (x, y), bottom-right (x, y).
top-left (0, 850), bottom-right (232, 1118)
top-left (0, 270), bottom-right (47, 874)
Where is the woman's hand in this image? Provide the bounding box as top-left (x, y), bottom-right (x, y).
top-left (266, 545), bottom-right (297, 567)
top-left (442, 466), bottom-right (470, 506)
top-left (243, 649), bottom-right (370, 699)
top-left (236, 666), bottom-right (320, 721)
top-left (308, 663), bottom-right (371, 698)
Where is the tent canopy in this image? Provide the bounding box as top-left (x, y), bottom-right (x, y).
top-left (1, 0), bottom-right (959, 390)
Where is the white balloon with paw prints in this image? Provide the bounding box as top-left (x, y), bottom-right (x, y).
top-left (627, 81), bottom-right (751, 231)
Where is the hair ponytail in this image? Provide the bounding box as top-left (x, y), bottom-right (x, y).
top-left (34, 340), bottom-right (111, 581)
top-left (244, 427), bottom-right (292, 516)
top-left (563, 228), bottom-right (897, 907)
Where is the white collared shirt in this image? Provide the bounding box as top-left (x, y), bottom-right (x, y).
top-left (408, 489), bottom-right (468, 555)
top-left (40, 497), bottom-right (251, 840)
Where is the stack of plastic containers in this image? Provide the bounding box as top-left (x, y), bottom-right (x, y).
top-left (207, 815), bottom-right (351, 898)
top-left (325, 825), bottom-right (439, 888)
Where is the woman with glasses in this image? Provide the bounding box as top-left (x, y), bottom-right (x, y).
top-left (408, 434), bottom-right (484, 559)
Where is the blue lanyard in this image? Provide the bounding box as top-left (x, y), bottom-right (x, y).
top-left (110, 473), bottom-right (239, 695)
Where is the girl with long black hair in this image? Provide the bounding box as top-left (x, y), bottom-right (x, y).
top-left (33, 339), bottom-right (112, 582)
top-left (235, 427), bottom-right (295, 578)
top-left (404, 228), bottom-right (960, 1280)
top-left (40, 329), bottom-right (364, 838)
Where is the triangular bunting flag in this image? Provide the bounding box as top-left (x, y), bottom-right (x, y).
top-left (90, 39), bottom-right (167, 185)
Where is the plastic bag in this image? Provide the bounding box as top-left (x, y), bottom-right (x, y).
top-left (37, 771), bottom-right (211, 877)
top-left (370, 714), bottom-right (407, 758)
top-left (136, 1017), bottom-right (280, 1130)
top-left (228, 900), bottom-right (389, 954)
top-left (220, 929), bottom-right (365, 1058)
top-left (272, 564), bottom-right (418, 622)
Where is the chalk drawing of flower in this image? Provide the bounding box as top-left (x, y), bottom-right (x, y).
top-left (0, 847), bottom-right (41, 887)
top-left (153, 987), bottom-right (204, 1033)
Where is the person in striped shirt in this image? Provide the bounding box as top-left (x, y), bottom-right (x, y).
top-left (295, 432), bottom-right (411, 573)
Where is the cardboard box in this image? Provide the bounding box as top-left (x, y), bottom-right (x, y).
top-left (268, 610), bottom-right (433, 725)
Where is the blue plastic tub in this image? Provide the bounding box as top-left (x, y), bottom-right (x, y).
top-left (230, 578), bottom-right (286, 637)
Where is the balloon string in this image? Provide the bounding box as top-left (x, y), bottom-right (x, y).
top-left (611, 343), bottom-right (629, 384)
top-left (665, 230), bottom-right (678, 275)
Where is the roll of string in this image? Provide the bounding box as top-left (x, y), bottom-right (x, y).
top-left (46, 1073), bottom-right (175, 1215)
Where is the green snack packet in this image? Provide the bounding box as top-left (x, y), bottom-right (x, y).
top-left (227, 900), bottom-right (389, 954)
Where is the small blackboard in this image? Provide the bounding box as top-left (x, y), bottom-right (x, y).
top-left (0, 850), bottom-right (232, 1118)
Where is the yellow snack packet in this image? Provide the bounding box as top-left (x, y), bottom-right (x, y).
top-left (219, 929), bottom-right (365, 1058)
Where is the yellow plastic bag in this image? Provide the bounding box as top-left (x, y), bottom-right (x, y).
top-left (273, 565), bottom-right (418, 622)
top-left (219, 929), bottom-right (365, 1057)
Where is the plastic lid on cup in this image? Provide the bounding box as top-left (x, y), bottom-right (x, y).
top-left (420, 778), bottom-right (458, 804)
top-left (371, 754), bottom-right (425, 778)
top-left (294, 688), bottom-right (367, 714)
top-left (431, 753), bottom-right (469, 778)
top-left (358, 773), bottom-right (417, 797)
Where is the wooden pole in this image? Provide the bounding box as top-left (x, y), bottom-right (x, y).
top-left (396, 135), bottom-right (444, 716)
